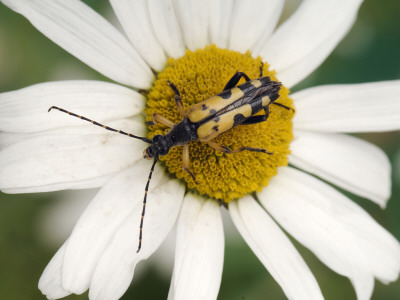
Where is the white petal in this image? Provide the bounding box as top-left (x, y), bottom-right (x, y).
top-left (148, 0), bottom-right (185, 58)
top-left (168, 194), bottom-right (224, 300)
top-left (396, 151), bottom-right (400, 186)
top-left (290, 130), bottom-right (391, 207)
top-left (344, 208), bottom-right (400, 285)
top-left (61, 161), bottom-right (165, 294)
top-left (208, 0), bottom-right (234, 49)
top-left (250, 0), bottom-right (285, 55)
top-left (89, 179), bottom-right (184, 300)
top-left (229, 0), bottom-right (284, 53)
top-left (148, 228), bottom-right (176, 278)
top-left (2, 0), bottom-right (153, 88)
top-left (2, 173), bottom-right (111, 194)
top-left (259, 167), bottom-right (400, 297)
top-left (0, 114), bottom-right (144, 148)
top-left (1, 118), bottom-right (143, 193)
top-left (257, 0), bottom-right (363, 87)
top-left (0, 119), bottom-right (146, 192)
top-left (110, 0), bottom-right (166, 71)
top-left (173, 0), bottom-right (210, 51)
top-left (39, 241), bottom-right (71, 300)
top-left (293, 81), bottom-right (400, 132)
top-left (0, 81), bottom-right (144, 133)
top-left (229, 196), bottom-right (323, 300)
top-left (0, 132), bottom-right (28, 150)
top-left (38, 189), bottom-right (97, 247)
top-left (258, 169), bottom-right (373, 300)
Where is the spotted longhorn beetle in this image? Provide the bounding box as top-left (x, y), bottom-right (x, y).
top-left (48, 66), bottom-right (293, 252)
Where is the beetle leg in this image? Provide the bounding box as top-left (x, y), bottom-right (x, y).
top-left (241, 107), bottom-right (270, 125)
top-left (167, 80), bottom-right (185, 117)
top-left (146, 113), bottom-right (175, 127)
top-left (182, 145), bottom-right (198, 184)
top-left (207, 140), bottom-right (273, 154)
top-left (223, 72), bottom-right (251, 91)
top-left (240, 114), bottom-right (268, 125)
top-left (272, 102), bottom-right (295, 112)
top-left (259, 62), bottom-right (264, 77)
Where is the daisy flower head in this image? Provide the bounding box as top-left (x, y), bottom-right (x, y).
top-left (1, 0), bottom-right (400, 299)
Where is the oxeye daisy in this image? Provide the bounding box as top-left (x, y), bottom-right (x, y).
top-left (1, 0), bottom-right (400, 299)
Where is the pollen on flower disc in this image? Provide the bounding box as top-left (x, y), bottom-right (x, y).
top-left (146, 45), bottom-right (294, 202)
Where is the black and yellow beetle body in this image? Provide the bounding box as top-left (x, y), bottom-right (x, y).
top-left (186, 77), bottom-right (281, 142)
top-left (144, 73), bottom-right (283, 161)
top-left (48, 70), bottom-right (291, 253)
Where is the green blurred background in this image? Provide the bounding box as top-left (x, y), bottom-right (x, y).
top-left (0, 0), bottom-right (399, 299)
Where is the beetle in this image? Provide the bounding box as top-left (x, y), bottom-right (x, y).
top-left (48, 67), bottom-right (293, 252)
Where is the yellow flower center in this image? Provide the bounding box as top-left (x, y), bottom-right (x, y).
top-left (146, 45), bottom-right (294, 202)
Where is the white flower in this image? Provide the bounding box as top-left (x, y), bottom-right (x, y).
top-left (1, 0), bottom-right (400, 300)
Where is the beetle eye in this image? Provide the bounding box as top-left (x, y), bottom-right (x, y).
top-left (152, 135), bottom-right (162, 142)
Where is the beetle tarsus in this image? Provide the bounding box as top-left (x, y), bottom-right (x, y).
top-left (184, 167), bottom-right (198, 185)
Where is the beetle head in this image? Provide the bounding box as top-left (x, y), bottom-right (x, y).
top-left (143, 135), bottom-right (170, 159)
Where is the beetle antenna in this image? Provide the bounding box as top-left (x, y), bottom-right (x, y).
top-left (137, 154), bottom-right (159, 253)
top-left (48, 106), bottom-right (152, 143)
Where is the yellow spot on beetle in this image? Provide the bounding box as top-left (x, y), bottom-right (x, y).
top-left (250, 79), bottom-right (262, 88)
top-left (261, 96), bottom-right (271, 106)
